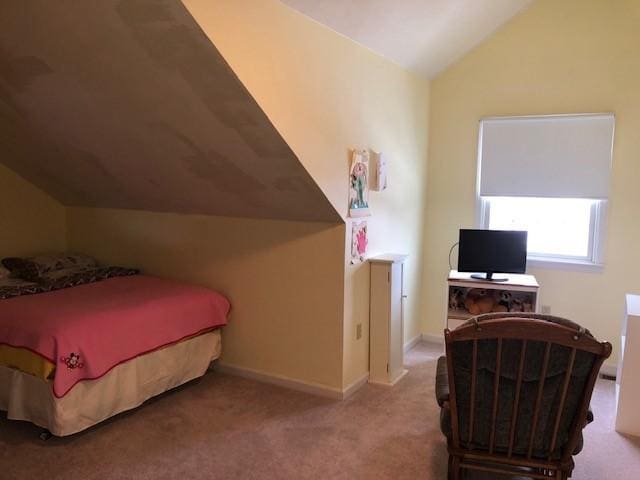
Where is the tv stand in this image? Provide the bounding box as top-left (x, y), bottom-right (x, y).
top-left (470, 272), bottom-right (508, 282)
top-left (446, 270), bottom-right (540, 330)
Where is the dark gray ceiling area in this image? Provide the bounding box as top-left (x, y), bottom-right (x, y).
top-left (0, 0), bottom-right (339, 222)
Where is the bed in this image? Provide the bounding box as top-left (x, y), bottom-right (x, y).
top-left (0, 256), bottom-right (230, 437)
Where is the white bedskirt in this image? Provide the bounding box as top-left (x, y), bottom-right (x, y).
top-left (0, 329), bottom-right (221, 436)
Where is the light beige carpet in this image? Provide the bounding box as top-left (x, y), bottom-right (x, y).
top-left (1, 342), bottom-right (638, 479)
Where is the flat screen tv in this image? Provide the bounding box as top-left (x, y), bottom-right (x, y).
top-left (457, 229), bottom-right (528, 281)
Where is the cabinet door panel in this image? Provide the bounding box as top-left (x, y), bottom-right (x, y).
top-left (389, 263), bottom-right (404, 379)
top-left (370, 264), bottom-right (390, 383)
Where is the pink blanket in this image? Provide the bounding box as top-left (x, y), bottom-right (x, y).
top-left (0, 275), bottom-right (230, 397)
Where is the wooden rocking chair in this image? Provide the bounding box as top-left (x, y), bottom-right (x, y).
top-left (436, 313), bottom-right (611, 479)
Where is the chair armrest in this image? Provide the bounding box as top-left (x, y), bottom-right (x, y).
top-left (586, 407), bottom-right (594, 425)
top-left (436, 355), bottom-right (450, 407)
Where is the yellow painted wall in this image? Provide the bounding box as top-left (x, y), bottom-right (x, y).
top-left (67, 208), bottom-right (346, 389)
top-left (58, 0), bottom-right (429, 392)
top-left (0, 163), bottom-right (66, 256)
top-left (424, 0), bottom-right (640, 369)
top-left (183, 0), bottom-right (430, 388)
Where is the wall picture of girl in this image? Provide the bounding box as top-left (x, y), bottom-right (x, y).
top-left (349, 149), bottom-right (371, 217)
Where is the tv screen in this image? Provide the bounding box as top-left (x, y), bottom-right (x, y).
top-left (458, 229), bottom-right (528, 281)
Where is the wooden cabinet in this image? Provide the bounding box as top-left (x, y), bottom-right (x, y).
top-left (446, 270), bottom-right (540, 330)
top-left (369, 254), bottom-right (408, 386)
top-left (615, 294), bottom-right (640, 436)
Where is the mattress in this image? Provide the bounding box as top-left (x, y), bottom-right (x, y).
top-left (0, 329), bottom-right (221, 436)
top-left (0, 344), bottom-right (55, 379)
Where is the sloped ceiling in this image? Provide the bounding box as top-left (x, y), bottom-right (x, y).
top-left (0, 0), bottom-right (340, 222)
top-left (280, 0), bottom-right (534, 78)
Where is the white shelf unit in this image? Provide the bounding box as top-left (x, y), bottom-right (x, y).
top-left (446, 270), bottom-right (540, 331)
top-left (369, 254), bottom-right (408, 386)
top-left (615, 294), bottom-right (640, 436)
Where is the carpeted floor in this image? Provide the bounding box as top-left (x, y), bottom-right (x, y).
top-left (1, 342), bottom-right (638, 479)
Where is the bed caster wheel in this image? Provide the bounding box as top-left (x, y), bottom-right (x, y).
top-left (39, 430), bottom-right (52, 441)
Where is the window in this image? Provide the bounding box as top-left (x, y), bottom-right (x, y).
top-left (477, 113), bottom-right (614, 270)
top-left (480, 197), bottom-right (606, 266)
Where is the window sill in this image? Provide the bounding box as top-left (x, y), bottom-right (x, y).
top-left (527, 257), bottom-right (604, 273)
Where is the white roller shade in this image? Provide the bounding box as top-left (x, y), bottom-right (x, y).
top-left (479, 114), bottom-right (615, 199)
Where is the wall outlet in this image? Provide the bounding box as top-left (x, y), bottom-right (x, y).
top-left (356, 323), bottom-right (362, 340)
top-left (541, 305), bottom-right (551, 314)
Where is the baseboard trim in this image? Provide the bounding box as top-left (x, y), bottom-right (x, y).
top-left (215, 363), bottom-right (369, 400)
top-left (421, 333), bottom-right (444, 345)
top-left (600, 362), bottom-right (617, 379)
top-left (342, 372), bottom-right (370, 399)
top-left (216, 362), bottom-right (343, 399)
top-left (404, 334), bottom-right (422, 353)
top-left (369, 368), bottom-right (409, 388)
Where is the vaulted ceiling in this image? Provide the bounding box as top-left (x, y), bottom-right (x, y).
top-left (280, 0), bottom-right (534, 78)
top-left (0, 0), bottom-right (339, 222)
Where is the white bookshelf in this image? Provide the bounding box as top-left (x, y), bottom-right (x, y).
top-left (615, 294), bottom-right (640, 436)
top-left (445, 270), bottom-right (540, 331)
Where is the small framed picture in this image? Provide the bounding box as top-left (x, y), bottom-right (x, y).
top-left (349, 149), bottom-right (371, 217)
top-left (351, 221), bottom-right (368, 264)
